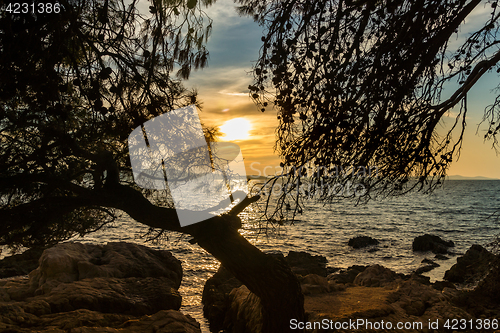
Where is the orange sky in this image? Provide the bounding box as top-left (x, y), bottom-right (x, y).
top-left (186, 0), bottom-right (500, 179)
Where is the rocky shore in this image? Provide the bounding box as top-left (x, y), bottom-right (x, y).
top-left (203, 238), bottom-right (500, 333)
top-left (1, 236), bottom-right (499, 333)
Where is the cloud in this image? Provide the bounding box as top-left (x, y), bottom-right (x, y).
top-left (189, 66), bottom-right (253, 93)
top-left (218, 90), bottom-right (249, 97)
top-left (447, 4), bottom-right (495, 52)
top-left (202, 0), bottom-right (245, 27)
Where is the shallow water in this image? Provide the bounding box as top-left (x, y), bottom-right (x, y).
top-left (2, 180), bottom-right (499, 332)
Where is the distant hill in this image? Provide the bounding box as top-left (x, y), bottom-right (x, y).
top-left (446, 175), bottom-right (500, 180)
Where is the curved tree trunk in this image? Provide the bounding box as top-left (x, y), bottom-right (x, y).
top-left (192, 217), bottom-right (305, 333)
top-left (82, 184), bottom-right (305, 332)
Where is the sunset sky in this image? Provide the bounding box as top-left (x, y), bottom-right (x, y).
top-left (185, 0), bottom-right (500, 179)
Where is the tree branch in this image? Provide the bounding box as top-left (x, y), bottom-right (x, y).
top-left (433, 48), bottom-right (500, 114)
top-left (1, 181), bottom-right (260, 238)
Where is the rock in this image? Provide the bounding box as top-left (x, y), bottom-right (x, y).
top-left (285, 251), bottom-right (328, 277)
top-left (414, 265), bottom-right (438, 275)
top-left (0, 247), bottom-right (46, 279)
top-left (387, 279), bottom-right (471, 319)
top-left (0, 242), bottom-right (195, 332)
top-left (414, 265), bottom-right (435, 275)
top-left (0, 308), bottom-right (201, 333)
top-left (223, 286), bottom-right (262, 333)
top-left (434, 254), bottom-right (449, 260)
top-left (444, 244), bottom-right (497, 284)
top-left (202, 251), bottom-right (328, 332)
top-left (304, 286), bottom-right (395, 324)
top-left (353, 264), bottom-right (399, 287)
top-left (326, 266), bottom-right (340, 275)
top-left (202, 265), bottom-right (243, 333)
top-left (29, 242), bottom-right (182, 294)
top-left (472, 257), bottom-right (500, 301)
top-left (412, 234), bottom-right (455, 254)
top-left (456, 256), bottom-right (500, 319)
top-left (348, 236), bottom-right (379, 249)
top-left (421, 258), bottom-right (436, 265)
top-left (204, 260), bottom-right (498, 333)
top-left (36, 276), bottom-right (181, 315)
top-left (305, 270), bottom-right (474, 331)
top-left (415, 259), bottom-right (440, 274)
top-left (328, 265), bottom-right (367, 284)
top-left (409, 273), bottom-right (431, 285)
top-left (300, 274), bottom-right (329, 295)
top-left (1, 276), bottom-right (31, 301)
top-left (327, 281), bottom-right (346, 292)
top-left (120, 309), bottom-right (201, 333)
top-left (432, 280), bottom-right (456, 291)
top-left (302, 273), bottom-right (329, 287)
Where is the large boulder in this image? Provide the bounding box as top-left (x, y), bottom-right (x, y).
top-left (348, 236), bottom-right (379, 249)
top-left (353, 264), bottom-right (400, 287)
top-left (300, 274), bottom-right (330, 295)
top-left (29, 242), bottom-right (182, 294)
top-left (0, 307), bottom-right (201, 333)
top-left (328, 265), bottom-right (368, 284)
top-left (33, 276), bottom-right (181, 315)
top-left (412, 234), bottom-right (455, 254)
top-left (473, 257), bottom-right (500, 301)
top-left (386, 278), bottom-right (472, 319)
top-left (202, 251), bottom-right (328, 332)
top-left (444, 244), bottom-right (497, 284)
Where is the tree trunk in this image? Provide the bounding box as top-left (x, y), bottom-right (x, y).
top-left (191, 217), bottom-right (305, 333)
top-left (88, 184), bottom-right (305, 332)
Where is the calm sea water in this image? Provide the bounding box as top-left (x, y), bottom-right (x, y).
top-left (2, 180), bottom-right (499, 332)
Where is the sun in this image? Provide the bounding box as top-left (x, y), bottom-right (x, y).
top-left (219, 118), bottom-right (252, 141)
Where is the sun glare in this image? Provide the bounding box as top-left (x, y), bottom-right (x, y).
top-left (219, 118), bottom-right (252, 141)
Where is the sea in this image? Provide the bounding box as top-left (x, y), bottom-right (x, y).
top-left (1, 179), bottom-right (499, 332)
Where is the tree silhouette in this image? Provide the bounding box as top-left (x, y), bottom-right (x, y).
top-left (0, 1), bottom-right (305, 332)
top-left (239, 0), bottom-right (500, 222)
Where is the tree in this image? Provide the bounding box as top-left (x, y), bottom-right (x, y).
top-left (0, 1), bottom-right (304, 332)
top-left (237, 0), bottom-right (500, 221)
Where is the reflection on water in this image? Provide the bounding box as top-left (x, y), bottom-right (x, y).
top-left (1, 180), bottom-right (499, 332)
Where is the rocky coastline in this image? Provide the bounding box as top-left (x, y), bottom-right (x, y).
top-left (202, 235), bottom-right (500, 333)
top-left (0, 235), bottom-right (499, 333)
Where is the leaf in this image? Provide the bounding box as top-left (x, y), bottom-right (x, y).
top-left (187, 0), bottom-right (197, 9)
